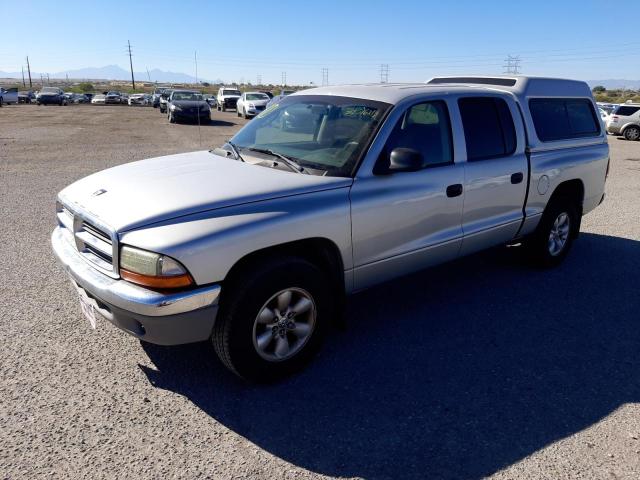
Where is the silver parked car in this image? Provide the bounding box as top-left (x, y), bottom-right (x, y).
top-left (52, 76), bottom-right (609, 380)
top-left (606, 103), bottom-right (640, 141)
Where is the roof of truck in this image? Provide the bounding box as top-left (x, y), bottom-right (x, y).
top-left (295, 76), bottom-right (593, 105)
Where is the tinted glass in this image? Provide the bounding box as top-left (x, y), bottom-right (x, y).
top-left (614, 106), bottom-right (640, 116)
top-left (530, 98), bottom-right (600, 141)
top-left (459, 97), bottom-right (516, 161)
top-left (384, 101), bottom-right (453, 167)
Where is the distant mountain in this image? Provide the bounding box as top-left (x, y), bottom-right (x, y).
top-left (0, 65), bottom-right (209, 83)
top-left (587, 79), bottom-right (640, 90)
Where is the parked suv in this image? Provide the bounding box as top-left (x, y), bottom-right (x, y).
top-left (216, 87), bottom-right (241, 111)
top-left (52, 76), bottom-right (609, 381)
top-left (606, 103), bottom-right (640, 141)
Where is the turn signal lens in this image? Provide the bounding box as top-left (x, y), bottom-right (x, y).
top-left (120, 246), bottom-right (193, 289)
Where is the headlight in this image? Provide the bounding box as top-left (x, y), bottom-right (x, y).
top-left (119, 245), bottom-right (193, 289)
top-left (170, 104), bottom-right (178, 111)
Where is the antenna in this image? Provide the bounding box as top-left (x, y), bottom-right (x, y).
top-left (194, 51), bottom-right (202, 149)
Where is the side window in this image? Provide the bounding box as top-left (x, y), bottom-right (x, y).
top-left (614, 106), bottom-right (640, 117)
top-left (383, 101), bottom-right (453, 168)
top-left (458, 97), bottom-right (517, 161)
top-left (529, 98), bottom-right (600, 141)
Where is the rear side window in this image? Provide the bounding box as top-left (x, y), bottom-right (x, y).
top-left (529, 98), bottom-right (600, 142)
top-left (458, 97), bottom-right (517, 161)
top-left (614, 106), bottom-right (640, 116)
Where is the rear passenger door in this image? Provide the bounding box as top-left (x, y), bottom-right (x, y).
top-left (457, 96), bottom-right (528, 255)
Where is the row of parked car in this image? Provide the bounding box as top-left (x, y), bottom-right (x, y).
top-left (598, 101), bottom-right (640, 141)
top-left (150, 86), bottom-right (297, 123)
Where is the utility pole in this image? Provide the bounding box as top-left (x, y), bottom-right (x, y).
top-left (503, 55), bottom-right (521, 74)
top-left (21, 66), bottom-right (26, 87)
top-left (281, 71), bottom-right (287, 86)
top-left (127, 40), bottom-right (136, 90)
top-left (26, 56), bottom-right (32, 88)
top-left (321, 68), bottom-right (329, 86)
top-left (146, 67), bottom-right (151, 83)
top-left (379, 64), bottom-right (389, 83)
top-left (47, 73), bottom-right (50, 85)
top-left (66, 73), bottom-right (69, 83)
top-left (257, 74), bottom-right (262, 86)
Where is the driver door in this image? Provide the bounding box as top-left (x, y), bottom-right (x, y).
top-left (350, 100), bottom-right (465, 291)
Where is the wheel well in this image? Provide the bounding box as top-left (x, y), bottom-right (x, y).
top-left (547, 179), bottom-right (584, 237)
top-left (549, 179), bottom-right (584, 209)
top-left (222, 238), bottom-right (346, 303)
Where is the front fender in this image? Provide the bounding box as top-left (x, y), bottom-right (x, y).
top-left (119, 187), bottom-right (353, 285)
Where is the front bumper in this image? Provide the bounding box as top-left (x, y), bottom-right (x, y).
top-left (173, 109), bottom-right (210, 121)
top-left (51, 226), bottom-right (220, 345)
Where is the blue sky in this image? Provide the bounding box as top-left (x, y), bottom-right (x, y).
top-left (2, 0), bottom-right (638, 85)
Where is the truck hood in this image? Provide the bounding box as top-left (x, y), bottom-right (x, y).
top-left (58, 150), bottom-right (352, 232)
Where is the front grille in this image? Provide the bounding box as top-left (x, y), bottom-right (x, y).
top-left (57, 201), bottom-right (117, 277)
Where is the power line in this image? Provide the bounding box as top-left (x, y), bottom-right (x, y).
top-left (321, 68), bottom-right (329, 86)
top-left (380, 64), bottom-right (389, 83)
top-left (503, 55), bottom-right (521, 74)
top-left (127, 40), bottom-right (136, 90)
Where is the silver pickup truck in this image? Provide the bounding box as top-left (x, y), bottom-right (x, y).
top-left (52, 76), bottom-right (609, 380)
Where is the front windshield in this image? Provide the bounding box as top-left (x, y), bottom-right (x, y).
top-left (229, 95), bottom-right (391, 177)
top-left (246, 93), bottom-right (269, 101)
top-left (42, 87), bottom-right (59, 93)
top-left (172, 92), bottom-right (202, 101)
top-left (223, 89), bottom-right (241, 96)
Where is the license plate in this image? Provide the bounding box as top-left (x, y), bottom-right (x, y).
top-left (78, 294), bottom-right (97, 329)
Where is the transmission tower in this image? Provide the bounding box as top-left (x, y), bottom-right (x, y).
top-left (257, 74), bottom-right (262, 86)
top-left (503, 55), bottom-right (521, 74)
top-left (321, 68), bottom-right (329, 86)
top-left (380, 64), bottom-right (389, 83)
top-left (281, 71), bottom-right (287, 86)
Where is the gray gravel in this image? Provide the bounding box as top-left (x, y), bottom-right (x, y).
top-left (1, 104), bottom-right (639, 480)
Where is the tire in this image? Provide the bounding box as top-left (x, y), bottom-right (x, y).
top-left (0, 97), bottom-right (3, 107)
top-left (222, 104), bottom-right (226, 112)
top-left (212, 257), bottom-right (331, 381)
top-left (623, 126), bottom-right (640, 141)
top-left (243, 108), bottom-right (249, 119)
top-left (168, 111), bottom-right (175, 123)
top-left (237, 108), bottom-right (241, 117)
top-left (525, 196), bottom-right (579, 268)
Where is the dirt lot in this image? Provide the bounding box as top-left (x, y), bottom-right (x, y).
top-left (1, 104), bottom-right (640, 480)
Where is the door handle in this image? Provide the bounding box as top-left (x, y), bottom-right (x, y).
top-left (511, 172), bottom-right (524, 184)
top-left (446, 184), bottom-right (463, 198)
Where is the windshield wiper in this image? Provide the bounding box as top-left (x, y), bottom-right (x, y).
top-left (246, 147), bottom-right (307, 174)
top-left (226, 141), bottom-right (245, 162)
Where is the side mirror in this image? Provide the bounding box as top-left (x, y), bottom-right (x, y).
top-left (382, 147), bottom-right (424, 174)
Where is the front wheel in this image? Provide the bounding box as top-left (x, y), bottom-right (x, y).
top-left (624, 126), bottom-right (640, 141)
top-left (212, 257), bottom-right (331, 381)
top-left (168, 111), bottom-right (175, 123)
top-left (525, 197), bottom-right (579, 268)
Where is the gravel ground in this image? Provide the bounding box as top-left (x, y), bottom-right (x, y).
top-left (1, 104), bottom-right (639, 480)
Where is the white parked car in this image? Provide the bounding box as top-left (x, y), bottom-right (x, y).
top-left (236, 91), bottom-right (271, 118)
top-left (128, 94), bottom-right (146, 106)
top-left (91, 94), bottom-right (106, 105)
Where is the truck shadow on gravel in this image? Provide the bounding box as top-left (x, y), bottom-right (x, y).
top-left (140, 232), bottom-right (640, 480)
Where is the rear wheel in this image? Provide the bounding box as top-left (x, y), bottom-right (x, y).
top-left (623, 126), bottom-right (640, 141)
top-left (525, 197), bottom-right (579, 268)
top-left (212, 257), bottom-right (331, 381)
